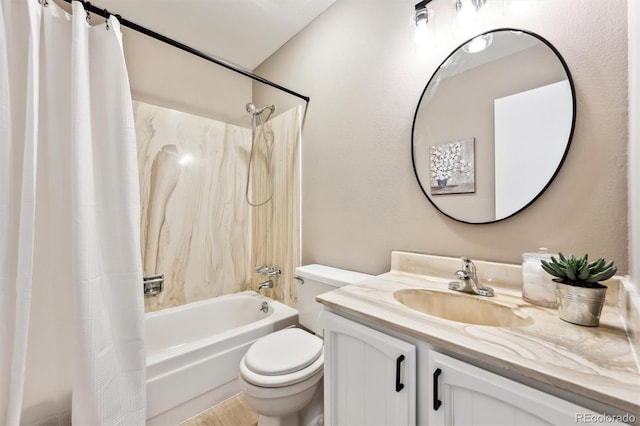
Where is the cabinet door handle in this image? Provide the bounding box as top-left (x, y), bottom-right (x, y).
top-left (395, 355), bottom-right (405, 392)
top-left (433, 368), bottom-right (442, 410)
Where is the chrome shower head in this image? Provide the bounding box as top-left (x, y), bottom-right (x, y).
top-left (246, 103), bottom-right (275, 116)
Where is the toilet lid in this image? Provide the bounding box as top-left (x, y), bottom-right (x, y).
top-left (244, 328), bottom-right (323, 376)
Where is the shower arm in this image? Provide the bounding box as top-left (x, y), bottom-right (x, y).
top-left (246, 103), bottom-right (275, 119)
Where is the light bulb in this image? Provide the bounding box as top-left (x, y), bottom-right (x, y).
top-left (462, 33), bottom-right (493, 53)
top-left (456, 0), bottom-right (476, 27)
top-left (413, 7), bottom-right (435, 52)
top-left (416, 17), bottom-right (427, 30)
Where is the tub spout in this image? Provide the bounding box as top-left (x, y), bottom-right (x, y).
top-left (258, 280), bottom-right (273, 290)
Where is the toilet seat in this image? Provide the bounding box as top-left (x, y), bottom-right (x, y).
top-left (245, 328), bottom-right (323, 375)
top-left (240, 328), bottom-right (324, 388)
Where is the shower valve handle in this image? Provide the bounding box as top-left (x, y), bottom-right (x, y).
top-left (254, 265), bottom-right (281, 277)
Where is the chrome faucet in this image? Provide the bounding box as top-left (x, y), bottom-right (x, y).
top-left (257, 279), bottom-right (273, 290)
top-left (448, 257), bottom-right (494, 297)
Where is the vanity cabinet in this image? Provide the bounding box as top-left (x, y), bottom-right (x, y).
top-left (427, 351), bottom-right (608, 426)
top-left (323, 311), bottom-right (416, 426)
top-left (323, 311), bottom-right (626, 426)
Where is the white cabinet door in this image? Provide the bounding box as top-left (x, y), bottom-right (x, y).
top-left (323, 311), bottom-right (416, 426)
top-left (427, 351), bottom-right (616, 426)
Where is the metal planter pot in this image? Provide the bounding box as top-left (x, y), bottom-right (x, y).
top-left (555, 281), bottom-right (607, 327)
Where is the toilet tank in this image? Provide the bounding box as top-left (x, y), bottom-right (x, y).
top-left (295, 264), bottom-right (372, 337)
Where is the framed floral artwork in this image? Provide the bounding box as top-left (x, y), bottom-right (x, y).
top-left (429, 138), bottom-right (475, 195)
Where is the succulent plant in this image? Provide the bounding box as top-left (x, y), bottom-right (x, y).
top-left (540, 253), bottom-right (617, 287)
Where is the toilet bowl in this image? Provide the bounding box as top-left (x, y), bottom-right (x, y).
top-left (239, 265), bottom-right (372, 426)
top-left (238, 328), bottom-right (324, 426)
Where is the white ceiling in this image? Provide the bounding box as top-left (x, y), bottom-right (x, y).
top-left (95, 0), bottom-right (336, 70)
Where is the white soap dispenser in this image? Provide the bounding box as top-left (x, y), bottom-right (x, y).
top-left (521, 248), bottom-right (558, 308)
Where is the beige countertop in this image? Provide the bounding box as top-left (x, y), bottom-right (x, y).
top-left (316, 252), bottom-right (640, 416)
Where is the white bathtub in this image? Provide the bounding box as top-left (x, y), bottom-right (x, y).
top-left (145, 291), bottom-right (298, 423)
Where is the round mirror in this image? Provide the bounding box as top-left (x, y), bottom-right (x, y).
top-left (412, 28), bottom-right (576, 224)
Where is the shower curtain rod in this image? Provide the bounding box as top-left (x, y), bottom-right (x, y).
top-left (61, 0), bottom-right (310, 103)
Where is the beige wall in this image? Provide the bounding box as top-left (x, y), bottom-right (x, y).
top-left (52, 0), bottom-right (252, 127)
top-left (255, 0), bottom-right (628, 275)
top-left (122, 27), bottom-right (252, 127)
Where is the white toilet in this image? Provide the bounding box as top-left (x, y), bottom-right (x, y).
top-left (238, 264), bottom-right (372, 426)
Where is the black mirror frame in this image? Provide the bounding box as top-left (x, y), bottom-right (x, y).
top-left (411, 28), bottom-right (577, 224)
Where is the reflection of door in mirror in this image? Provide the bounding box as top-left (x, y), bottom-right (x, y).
top-left (494, 81), bottom-right (573, 218)
top-left (412, 29), bottom-right (575, 224)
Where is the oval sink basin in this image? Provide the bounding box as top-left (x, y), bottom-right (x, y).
top-left (394, 289), bottom-right (533, 328)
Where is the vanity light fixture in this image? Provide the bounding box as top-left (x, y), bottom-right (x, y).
top-left (414, 0), bottom-right (434, 28)
top-left (453, 0), bottom-right (487, 28)
top-left (413, 0), bottom-right (493, 43)
top-left (414, 0), bottom-right (435, 49)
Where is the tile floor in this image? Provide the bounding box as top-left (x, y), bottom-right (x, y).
top-left (180, 394), bottom-right (258, 426)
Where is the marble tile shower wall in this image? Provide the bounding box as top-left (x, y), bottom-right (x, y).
top-left (134, 101), bottom-right (302, 312)
top-left (134, 101), bottom-right (252, 312)
top-left (250, 106), bottom-right (302, 307)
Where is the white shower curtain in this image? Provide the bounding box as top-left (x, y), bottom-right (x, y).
top-left (0, 0), bottom-right (146, 424)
